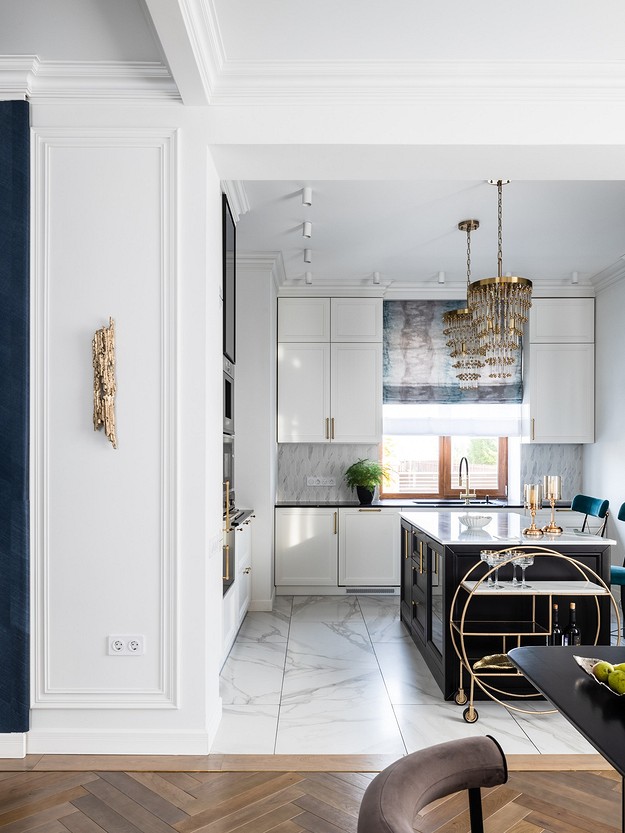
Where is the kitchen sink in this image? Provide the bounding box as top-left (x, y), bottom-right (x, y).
top-left (412, 499), bottom-right (504, 507)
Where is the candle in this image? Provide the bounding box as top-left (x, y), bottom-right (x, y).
top-left (543, 475), bottom-right (562, 500)
top-left (525, 483), bottom-right (542, 508)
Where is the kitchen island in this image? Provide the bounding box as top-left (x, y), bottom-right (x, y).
top-left (400, 511), bottom-right (615, 699)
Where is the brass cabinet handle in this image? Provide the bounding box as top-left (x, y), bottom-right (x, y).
top-left (419, 540), bottom-right (424, 574)
top-left (331, 417), bottom-right (335, 439)
top-left (223, 544), bottom-right (230, 581)
top-left (531, 417), bottom-right (535, 441)
top-left (434, 551), bottom-right (439, 576)
top-left (325, 417), bottom-right (330, 440)
top-left (404, 528), bottom-right (409, 559)
top-left (359, 508), bottom-right (381, 512)
top-left (333, 511), bottom-right (337, 534)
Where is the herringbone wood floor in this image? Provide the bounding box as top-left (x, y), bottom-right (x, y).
top-left (0, 767), bottom-right (620, 833)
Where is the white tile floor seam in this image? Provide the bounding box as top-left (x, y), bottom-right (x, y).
top-left (211, 594), bottom-right (598, 756)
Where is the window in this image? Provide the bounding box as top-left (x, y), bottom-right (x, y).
top-left (381, 436), bottom-right (508, 499)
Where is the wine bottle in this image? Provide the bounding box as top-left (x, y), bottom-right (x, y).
top-left (563, 602), bottom-right (581, 646)
top-left (550, 603), bottom-right (563, 646)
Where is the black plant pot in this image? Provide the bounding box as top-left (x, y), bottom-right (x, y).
top-left (356, 486), bottom-right (374, 505)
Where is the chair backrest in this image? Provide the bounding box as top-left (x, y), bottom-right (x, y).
top-left (618, 502), bottom-right (625, 523)
top-left (357, 736), bottom-right (507, 833)
top-left (571, 493), bottom-right (609, 535)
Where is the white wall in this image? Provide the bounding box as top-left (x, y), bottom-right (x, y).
top-left (584, 279), bottom-right (625, 567)
top-left (235, 259), bottom-right (277, 611)
top-left (27, 103), bottom-right (223, 754)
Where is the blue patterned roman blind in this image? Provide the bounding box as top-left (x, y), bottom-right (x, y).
top-left (383, 300), bottom-right (523, 404)
top-left (0, 100), bottom-right (30, 732)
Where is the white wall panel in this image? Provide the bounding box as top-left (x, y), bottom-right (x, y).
top-left (32, 130), bottom-right (177, 707)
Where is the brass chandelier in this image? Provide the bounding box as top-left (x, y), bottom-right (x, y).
top-left (467, 180), bottom-right (533, 379)
top-left (442, 219), bottom-right (484, 389)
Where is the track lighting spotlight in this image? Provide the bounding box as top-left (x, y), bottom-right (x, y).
top-left (302, 187), bottom-right (313, 206)
top-left (372, 271), bottom-right (381, 285)
top-left (304, 248), bottom-right (312, 263)
top-left (571, 271), bottom-right (579, 285)
top-left (303, 221), bottom-right (312, 238)
top-left (305, 271), bottom-right (313, 285)
top-left (438, 271), bottom-right (445, 285)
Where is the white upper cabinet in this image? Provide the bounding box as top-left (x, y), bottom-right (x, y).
top-left (278, 298), bottom-right (330, 342)
top-left (526, 297), bottom-right (595, 443)
top-left (330, 298), bottom-right (383, 342)
top-left (277, 298), bottom-right (383, 443)
top-left (529, 298), bottom-right (594, 343)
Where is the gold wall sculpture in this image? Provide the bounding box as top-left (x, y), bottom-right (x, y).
top-left (92, 317), bottom-right (117, 449)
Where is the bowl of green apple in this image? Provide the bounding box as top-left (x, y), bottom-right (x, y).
top-left (574, 655), bottom-right (625, 695)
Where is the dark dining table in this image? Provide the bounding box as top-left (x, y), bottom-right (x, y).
top-left (509, 644), bottom-right (625, 831)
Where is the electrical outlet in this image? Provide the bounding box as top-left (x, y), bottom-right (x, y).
top-left (306, 476), bottom-right (336, 487)
top-left (107, 635), bottom-right (145, 656)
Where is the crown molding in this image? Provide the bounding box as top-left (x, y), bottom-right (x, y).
top-left (209, 58), bottom-right (625, 106)
top-left (221, 180), bottom-right (249, 223)
top-left (237, 251), bottom-right (286, 290)
top-left (591, 259), bottom-right (625, 294)
top-left (0, 56), bottom-right (179, 101)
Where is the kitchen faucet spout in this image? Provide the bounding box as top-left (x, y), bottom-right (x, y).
top-left (458, 456), bottom-right (473, 505)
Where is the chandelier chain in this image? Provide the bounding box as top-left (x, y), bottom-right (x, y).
top-left (466, 224), bottom-right (471, 287)
top-left (497, 179), bottom-right (503, 278)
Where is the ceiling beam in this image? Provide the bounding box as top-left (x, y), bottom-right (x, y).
top-left (142, 0), bottom-right (224, 105)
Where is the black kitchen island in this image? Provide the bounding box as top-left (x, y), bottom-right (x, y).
top-left (400, 511), bottom-right (615, 700)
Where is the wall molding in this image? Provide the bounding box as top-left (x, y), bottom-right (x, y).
top-left (27, 730), bottom-right (210, 755)
top-left (592, 260), bottom-right (625, 295)
top-left (0, 56), bottom-right (179, 101)
top-left (221, 180), bottom-right (249, 224)
top-left (31, 128), bottom-right (179, 709)
top-left (237, 251), bottom-right (286, 291)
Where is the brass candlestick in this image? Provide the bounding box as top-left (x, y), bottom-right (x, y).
top-left (542, 474), bottom-right (563, 534)
top-left (523, 482), bottom-right (544, 537)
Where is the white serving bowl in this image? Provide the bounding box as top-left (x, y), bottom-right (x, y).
top-left (458, 514), bottom-right (492, 529)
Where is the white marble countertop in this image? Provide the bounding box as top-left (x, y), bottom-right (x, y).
top-left (399, 510), bottom-right (616, 546)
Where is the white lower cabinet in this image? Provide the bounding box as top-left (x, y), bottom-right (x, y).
top-left (222, 520), bottom-right (253, 665)
top-left (338, 508), bottom-right (400, 586)
top-left (275, 507), bottom-right (338, 586)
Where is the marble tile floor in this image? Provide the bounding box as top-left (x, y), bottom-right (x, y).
top-left (212, 594), bottom-right (601, 756)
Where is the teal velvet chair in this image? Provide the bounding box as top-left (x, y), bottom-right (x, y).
top-left (570, 493), bottom-right (610, 537)
top-left (610, 503), bottom-right (625, 636)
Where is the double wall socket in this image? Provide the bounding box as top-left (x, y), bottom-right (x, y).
top-left (107, 635), bottom-right (145, 655)
top-left (306, 476), bottom-right (336, 486)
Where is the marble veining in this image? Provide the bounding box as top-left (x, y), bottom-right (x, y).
top-left (520, 444), bottom-right (583, 500)
top-left (277, 443), bottom-right (378, 502)
top-left (215, 594), bottom-right (599, 755)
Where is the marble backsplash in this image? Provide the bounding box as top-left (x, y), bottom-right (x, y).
top-left (519, 443), bottom-right (582, 500)
top-left (277, 441), bottom-right (584, 503)
top-left (277, 443), bottom-right (379, 502)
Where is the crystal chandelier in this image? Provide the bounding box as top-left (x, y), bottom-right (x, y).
top-left (442, 219), bottom-right (484, 389)
top-left (467, 180), bottom-right (532, 379)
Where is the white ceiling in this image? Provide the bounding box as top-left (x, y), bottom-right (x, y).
top-left (3, 0), bottom-right (625, 291)
top-left (236, 180), bottom-right (625, 291)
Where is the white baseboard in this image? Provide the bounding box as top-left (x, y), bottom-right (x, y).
top-left (26, 730), bottom-right (211, 756)
top-left (248, 598), bottom-right (274, 612)
top-left (207, 697), bottom-right (223, 750)
top-left (0, 733), bottom-right (26, 758)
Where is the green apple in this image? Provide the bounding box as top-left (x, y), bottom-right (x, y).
top-left (592, 660), bottom-right (614, 683)
top-left (613, 663), bottom-right (625, 672)
top-left (608, 669), bottom-right (625, 695)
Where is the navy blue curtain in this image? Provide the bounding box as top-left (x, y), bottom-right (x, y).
top-left (0, 100), bottom-right (30, 732)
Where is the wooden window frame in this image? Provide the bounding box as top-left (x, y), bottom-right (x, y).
top-left (381, 437), bottom-right (508, 500)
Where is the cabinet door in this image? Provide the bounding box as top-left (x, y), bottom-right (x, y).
top-left (530, 298), bottom-right (594, 343)
top-left (236, 523), bottom-right (252, 623)
top-left (330, 298), bottom-right (382, 342)
top-left (278, 298), bottom-right (330, 342)
top-left (277, 342), bottom-right (331, 442)
top-left (275, 508), bottom-right (338, 586)
top-left (338, 508), bottom-right (400, 585)
top-left (330, 343), bottom-right (382, 443)
top-left (529, 343), bottom-right (594, 443)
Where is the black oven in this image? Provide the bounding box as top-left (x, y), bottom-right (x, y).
top-left (223, 433), bottom-right (235, 513)
top-left (223, 356), bottom-right (234, 435)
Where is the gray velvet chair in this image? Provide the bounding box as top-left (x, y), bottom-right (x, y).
top-left (357, 736), bottom-right (507, 833)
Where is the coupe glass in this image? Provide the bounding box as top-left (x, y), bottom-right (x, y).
top-left (515, 553), bottom-right (535, 589)
top-left (480, 550), bottom-right (505, 590)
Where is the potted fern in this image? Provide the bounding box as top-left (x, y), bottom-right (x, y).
top-left (344, 458), bottom-right (391, 505)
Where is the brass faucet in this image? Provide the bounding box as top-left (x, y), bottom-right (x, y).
top-left (458, 456), bottom-right (476, 505)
